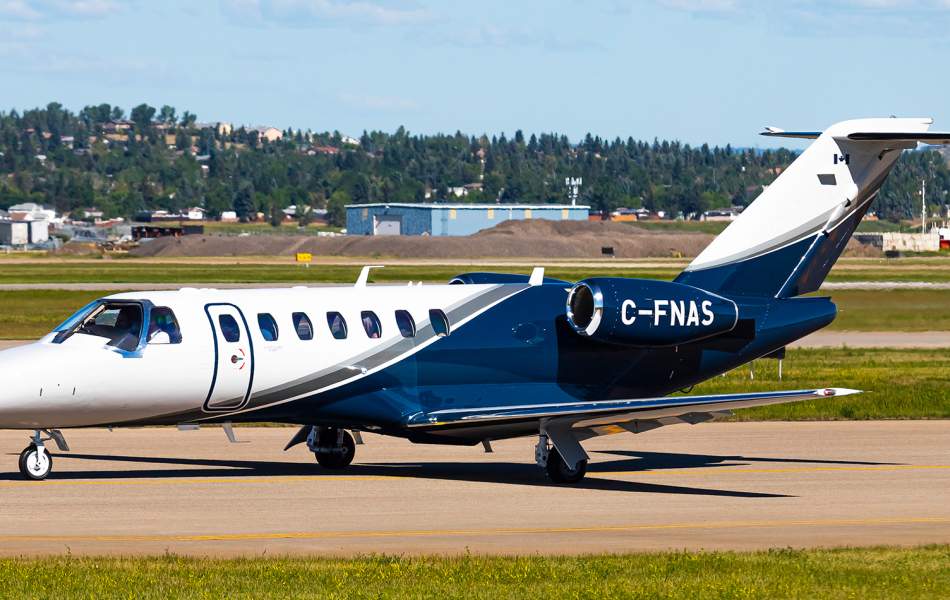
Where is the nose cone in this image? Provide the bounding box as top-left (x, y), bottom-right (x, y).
top-left (0, 342), bottom-right (61, 428)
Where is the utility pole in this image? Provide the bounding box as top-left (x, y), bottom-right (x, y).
top-left (922, 179), bottom-right (927, 234)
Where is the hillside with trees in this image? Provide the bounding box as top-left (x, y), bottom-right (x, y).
top-left (1, 102), bottom-right (948, 227)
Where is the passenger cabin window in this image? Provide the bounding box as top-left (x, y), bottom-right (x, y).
top-left (361, 311), bottom-right (382, 339)
top-left (75, 302), bottom-right (144, 352)
top-left (292, 312), bottom-right (313, 340)
top-left (258, 313), bottom-right (279, 342)
top-left (395, 310), bottom-right (415, 338)
top-left (148, 307), bottom-right (182, 344)
top-left (429, 309), bottom-right (450, 337)
top-left (219, 314), bottom-right (241, 342)
top-left (327, 312), bottom-right (348, 340)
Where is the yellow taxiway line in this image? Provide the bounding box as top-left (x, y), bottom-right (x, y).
top-left (0, 517), bottom-right (947, 545)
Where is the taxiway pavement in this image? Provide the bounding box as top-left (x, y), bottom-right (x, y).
top-left (0, 422), bottom-right (947, 556)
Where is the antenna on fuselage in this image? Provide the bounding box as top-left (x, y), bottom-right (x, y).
top-left (528, 267), bottom-right (545, 286)
top-left (355, 265), bottom-right (384, 287)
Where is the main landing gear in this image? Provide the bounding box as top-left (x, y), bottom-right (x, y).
top-left (307, 427), bottom-right (356, 470)
top-left (535, 430), bottom-right (589, 484)
top-left (18, 429), bottom-right (69, 481)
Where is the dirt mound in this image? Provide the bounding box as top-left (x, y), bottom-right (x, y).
top-left (132, 220), bottom-right (715, 259)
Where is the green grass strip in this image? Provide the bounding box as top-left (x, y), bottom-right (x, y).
top-left (0, 546), bottom-right (945, 599)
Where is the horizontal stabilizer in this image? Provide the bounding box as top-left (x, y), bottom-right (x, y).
top-left (846, 132), bottom-right (950, 144)
top-left (407, 388), bottom-right (859, 429)
top-left (760, 128), bottom-right (822, 140)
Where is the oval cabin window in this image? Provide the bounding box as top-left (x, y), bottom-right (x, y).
top-left (395, 310), bottom-right (415, 338)
top-left (361, 311), bottom-right (382, 339)
top-left (292, 312), bottom-right (313, 340)
top-left (257, 313), bottom-right (279, 342)
top-left (429, 309), bottom-right (450, 337)
top-left (326, 312), bottom-right (348, 340)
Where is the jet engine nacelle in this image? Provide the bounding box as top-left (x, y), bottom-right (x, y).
top-left (566, 278), bottom-right (739, 347)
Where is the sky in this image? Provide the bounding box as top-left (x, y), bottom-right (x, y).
top-left (1, 0), bottom-right (949, 148)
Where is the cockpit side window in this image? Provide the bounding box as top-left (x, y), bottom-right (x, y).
top-left (148, 307), bottom-right (182, 344)
top-left (73, 302), bottom-right (144, 352)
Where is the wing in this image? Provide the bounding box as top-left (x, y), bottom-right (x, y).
top-left (406, 388), bottom-right (859, 437)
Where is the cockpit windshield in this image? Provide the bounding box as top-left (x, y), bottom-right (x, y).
top-left (53, 300), bottom-right (182, 352)
top-left (80, 303), bottom-right (143, 351)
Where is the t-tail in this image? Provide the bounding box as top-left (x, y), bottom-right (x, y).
top-left (675, 118), bottom-right (950, 298)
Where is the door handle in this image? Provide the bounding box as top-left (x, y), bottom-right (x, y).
top-left (230, 354), bottom-right (244, 364)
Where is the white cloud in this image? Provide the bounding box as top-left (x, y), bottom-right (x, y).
top-left (0, 1), bottom-right (42, 18)
top-left (0, 0), bottom-right (121, 20)
top-left (657, 0), bottom-right (738, 11)
top-left (224, 0), bottom-right (431, 27)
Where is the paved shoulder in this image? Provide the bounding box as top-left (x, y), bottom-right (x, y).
top-left (792, 330), bottom-right (950, 348)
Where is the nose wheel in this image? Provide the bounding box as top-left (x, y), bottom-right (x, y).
top-left (18, 444), bottom-right (52, 481)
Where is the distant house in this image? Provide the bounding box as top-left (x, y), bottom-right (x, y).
top-left (219, 211), bottom-right (238, 222)
top-left (8, 202), bottom-right (58, 224)
top-left (103, 120), bottom-right (133, 133)
top-left (250, 126), bottom-right (283, 143)
top-left (310, 145), bottom-right (339, 156)
top-left (701, 209), bottom-right (739, 222)
top-left (78, 208), bottom-right (105, 220)
top-left (184, 207), bottom-right (205, 221)
top-left (341, 135), bottom-right (360, 146)
top-left (195, 122), bottom-right (233, 136)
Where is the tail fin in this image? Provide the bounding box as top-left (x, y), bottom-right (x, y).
top-left (676, 117), bottom-right (948, 298)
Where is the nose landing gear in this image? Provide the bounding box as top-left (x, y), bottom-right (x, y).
top-left (18, 430), bottom-right (58, 481)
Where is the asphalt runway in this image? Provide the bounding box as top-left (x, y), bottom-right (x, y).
top-left (0, 422), bottom-right (947, 556)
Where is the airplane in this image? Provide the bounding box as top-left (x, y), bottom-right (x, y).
top-left (3, 117), bottom-right (949, 483)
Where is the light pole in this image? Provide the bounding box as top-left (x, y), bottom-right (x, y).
top-left (565, 177), bottom-right (582, 206)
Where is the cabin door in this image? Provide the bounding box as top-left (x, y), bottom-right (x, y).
top-left (204, 304), bottom-right (254, 411)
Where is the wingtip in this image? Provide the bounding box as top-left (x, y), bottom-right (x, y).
top-left (817, 387), bottom-right (862, 397)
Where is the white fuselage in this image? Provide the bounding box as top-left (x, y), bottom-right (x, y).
top-left (0, 283), bottom-right (510, 429)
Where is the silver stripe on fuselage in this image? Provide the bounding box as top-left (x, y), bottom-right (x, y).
top-left (189, 282), bottom-right (532, 422)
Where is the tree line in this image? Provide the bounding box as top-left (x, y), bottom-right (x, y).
top-left (1, 102), bottom-right (947, 227)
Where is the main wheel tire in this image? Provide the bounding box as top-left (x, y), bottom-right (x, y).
top-left (545, 449), bottom-right (587, 484)
top-left (315, 430), bottom-right (356, 470)
top-left (18, 445), bottom-right (52, 481)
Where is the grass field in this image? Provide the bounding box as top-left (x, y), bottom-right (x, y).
top-left (0, 546), bottom-right (945, 599)
top-left (691, 348), bottom-right (950, 420)
top-left (1, 288), bottom-right (946, 340)
top-left (4, 259), bottom-right (950, 283)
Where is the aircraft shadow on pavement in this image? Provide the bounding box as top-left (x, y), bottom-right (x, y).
top-left (590, 450), bottom-right (900, 471)
top-left (0, 447), bottom-right (896, 497)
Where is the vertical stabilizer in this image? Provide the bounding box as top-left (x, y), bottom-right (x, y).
top-left (676, 117), bottom-right (938, 297)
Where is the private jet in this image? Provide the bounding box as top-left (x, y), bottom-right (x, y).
top-left (4, 117), bottom-right (948, 483)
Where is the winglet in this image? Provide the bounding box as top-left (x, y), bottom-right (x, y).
top-left (355, 265), bottom-right (384, 287)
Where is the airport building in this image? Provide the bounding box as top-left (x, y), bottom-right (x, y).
top-left (345, 203), bottom-right (590, 236)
